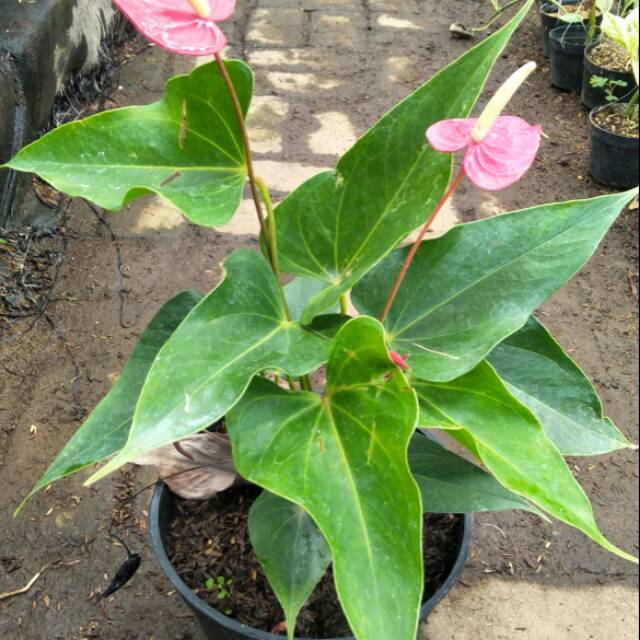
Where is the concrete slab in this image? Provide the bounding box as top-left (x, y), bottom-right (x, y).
top-left (422, 580), bottom-right (639, 640)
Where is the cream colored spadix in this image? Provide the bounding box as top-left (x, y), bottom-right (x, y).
top-left (471, 61), bottom-right (537, 143)
top-left (189, 0), bottom-right (211, 18)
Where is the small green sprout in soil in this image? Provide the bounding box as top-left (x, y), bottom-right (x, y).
top-left (205, 575), bottom-right (233, 601)
top-left (590, 75), bottom-right (629, 102)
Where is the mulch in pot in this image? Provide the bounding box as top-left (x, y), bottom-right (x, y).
top-left (593, 106), bottom-right (639, 138)
top-left (587, 38), bottom-right (632, 73)
top-left (166, 485), bottom-right (462, 638)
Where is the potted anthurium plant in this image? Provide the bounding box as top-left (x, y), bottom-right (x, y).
top-left (4, 0), bottom-right (639, 638)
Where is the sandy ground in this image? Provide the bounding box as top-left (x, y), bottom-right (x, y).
top-left (1, 1), bottom-right (638, 639)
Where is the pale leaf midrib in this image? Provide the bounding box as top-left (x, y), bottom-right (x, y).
top-left (393, 209), bottom-right (603, 336)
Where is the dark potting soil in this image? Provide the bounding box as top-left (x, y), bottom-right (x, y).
top-left (588, 38), bottom-right (632, 73)
top-left (166, 485), bottom-right (462, 638)
top-left (593, 105), bottom-right (639, 138)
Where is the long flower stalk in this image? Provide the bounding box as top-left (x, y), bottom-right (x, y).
top-left (213, 53), bottom-right (273, 268)
top-left (380, 167), bottom-right (466, 324)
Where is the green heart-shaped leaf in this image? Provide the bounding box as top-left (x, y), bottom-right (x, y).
top-left (16, 291), bottom-right (202, 514)
top-left (249, 491), bottom-right (331, 640)
top-left (413, 363), bottom-right (637, 563)
top-left (353, 190), bottom-right (639, 382)
top-left (488, 316), bottom-right (634, 456)
top-left (6, 60), bottom-right (252, 227)
top-left (274, 1), bottom-right (534, 324)
top-left (228, 317), bottom-right (423, 640)
top-left (87, 250), bottom-right (330, 484)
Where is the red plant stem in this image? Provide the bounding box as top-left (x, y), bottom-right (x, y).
top-left (380, 166), bottom-right (466, 324)
top-left (213, 53), bottom-right (274, 269)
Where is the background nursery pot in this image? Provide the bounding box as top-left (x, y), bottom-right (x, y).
top-left (540, 1), bottom-right (600, 57)
top-left (589, 103), bottom-right (640, 188)
top-left (581, 41), bottom-right (636, 110)
top-left (150, 482), bottom-right (473, 640)
top-left (549, 23), bottom-right (596, 92)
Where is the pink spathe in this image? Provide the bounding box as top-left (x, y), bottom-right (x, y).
top-left (113, 0), bottom-right (236, 56)
top-left (427, 116), bottom-right (542, 191)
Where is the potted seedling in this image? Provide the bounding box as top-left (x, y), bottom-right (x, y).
top-left (4, 1), bottom-right (638, 639)
top-left (589, 6), bottom-right (639, 186)
top-left (540, 0), bottom-right (602, 56)
top-left (582, 1), bottom-right (639, 107)
top-left (547, 0), bottom-right (608, 91)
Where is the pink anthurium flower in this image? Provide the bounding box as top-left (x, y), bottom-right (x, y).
top-left (426, 62), bottom-right (542, 191)
top-left (113, 0), bottom-right (236, 56)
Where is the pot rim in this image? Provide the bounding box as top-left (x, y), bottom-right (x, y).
top-left (540, 0), bottom-right (599, 18)
top-left (549, 22), bottom-right (591, 46)
top-left (589, 103), bottom-right (640, 140)
top-left (149, 431), bottom-right (474, 640)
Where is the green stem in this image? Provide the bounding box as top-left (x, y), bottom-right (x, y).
top-left (468, 0), bottom-right (525, 33)
top-left (255, 178), bottom-right (314, 391)
top-left (627, 88), bottom-right (639, 120)
top-left (340, 294), bottom-right (349, 315)
top-left (255, 177), bottom-right (295, 318)
top-left (380, 167), bottom-right (466, 324)
top-left (214, 55), bottom-right (307, 391)
top-left (256, 178), bottom-right (283, 290)
top-left (587, 1), bottom-right (598, 45)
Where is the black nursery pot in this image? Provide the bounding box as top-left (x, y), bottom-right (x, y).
top-left (549, 24), bottom-right (593, 93)
top-left (581, 42), bottom-right (636, 110)
top-left (150, 483), bottom-right (473, 640)
top-left (540, 0), bottom-right (580, 57)
top-left (589, 104), bottom-right (640, 189)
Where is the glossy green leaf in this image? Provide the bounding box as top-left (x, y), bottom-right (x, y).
top-left (413, 363), bottom-right (638, 563)
top-left (409, 434), bottom-right (541, 515)
top-left (228, 317), bottom-right (423, 640)
top-left (6, 61), bottom-right (252, 227)
top-left (488, 316), bottom-right (635, 456)
top-left (249, 491), bottom-right (331, 640)
top-left (16, 291), bottom-right (202, 514)
top-left (353, 190), bottom-right (639, 382)
top-left (274, 1), bottom-right (534, 324)
top-left (284, 277), bottom-right (338, 323)
top-left (87, 250), bottom-right (330, 484)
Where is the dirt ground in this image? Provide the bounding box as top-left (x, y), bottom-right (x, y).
top-left (1, 1), bottom-right (638, 639)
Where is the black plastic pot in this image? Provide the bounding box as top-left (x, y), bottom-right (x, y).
top-left (581, 42), bottom-right (636, 110)
top-left (549, 24), bottom-right (593, 93)
top-left (589, 104), bottom-right (640, 188)
top-left (540, 0), bottom-right (580, 57)
top-left (150, 483), bottom-right (473, 640)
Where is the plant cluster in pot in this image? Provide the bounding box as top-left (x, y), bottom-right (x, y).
top-left (540, 0), bottom-right (602, 57)
top-left (6, 1), bottom-right (639, 639)
top-left (546, 0), bottom-right (609, 92)
top-left (587, 5), bottom-right (640, 187)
